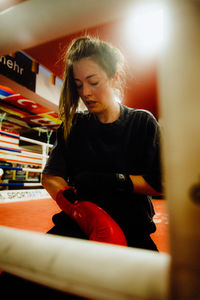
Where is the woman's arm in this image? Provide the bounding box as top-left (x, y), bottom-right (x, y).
top-left (74, 171), bottom-right (162, 198)
top-left (129, 175), bottom-right (162, 197)
top-left (41, 174), bottom-right (69, 200)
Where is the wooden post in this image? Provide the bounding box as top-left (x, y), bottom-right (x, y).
top-left (158, 1), bottom-right (200, 299)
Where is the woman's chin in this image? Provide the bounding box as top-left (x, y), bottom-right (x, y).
top-left (87, 105), bottom-right (100, 113)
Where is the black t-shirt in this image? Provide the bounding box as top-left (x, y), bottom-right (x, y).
top-left (43, 104), bottom-right (162, 237)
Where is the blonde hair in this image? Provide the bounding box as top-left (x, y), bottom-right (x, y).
top-left (59, 36), bottom-right (125, 141)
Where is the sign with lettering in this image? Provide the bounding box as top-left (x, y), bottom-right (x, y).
top-left (0, 52), bottom-right (36, 91)
top-left (0, 51), bottom-right (62, 133)
top-left (0, 189), bottom-right (50, 203)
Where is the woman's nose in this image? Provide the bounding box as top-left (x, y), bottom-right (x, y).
top-left (82, 83), bottom-right (92, 97)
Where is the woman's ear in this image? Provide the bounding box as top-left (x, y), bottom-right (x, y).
top-left (111, 72), bottom-right (119, 88)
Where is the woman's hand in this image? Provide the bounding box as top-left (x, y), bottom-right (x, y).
top-left (74, 171), bottom-right (133, 198)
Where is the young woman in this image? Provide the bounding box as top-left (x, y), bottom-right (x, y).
top-left (42, 36), bottom-right (163, 251)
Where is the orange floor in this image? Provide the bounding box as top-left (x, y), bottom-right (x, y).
top-left (0, 197), bottom-right (169, 253)
top-left (151, 199), bottom-right (169, 253)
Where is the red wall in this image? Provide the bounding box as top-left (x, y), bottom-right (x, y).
top-left (26, 18), bottom-right (159, 118)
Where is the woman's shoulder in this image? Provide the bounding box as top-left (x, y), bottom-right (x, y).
top-left (121, 104), bottom-right (157, 123)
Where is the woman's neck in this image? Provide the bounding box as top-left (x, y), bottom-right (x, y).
top-left (95, 101), bottom-right (121, 124)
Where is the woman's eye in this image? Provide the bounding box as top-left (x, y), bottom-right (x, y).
top-left (90, 82), bottom-right (98, 86)
top-left (76, 85), bottom-right (82, 89)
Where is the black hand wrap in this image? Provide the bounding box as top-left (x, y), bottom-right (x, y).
top-left (116, 173), bottom-right (134, 193)
top-left (74, 171), bottom-right (133, 199)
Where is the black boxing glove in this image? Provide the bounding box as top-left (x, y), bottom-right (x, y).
top-left (74, 171), bottom-right (133, 198)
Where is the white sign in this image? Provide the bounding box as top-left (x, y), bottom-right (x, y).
top-left (0, 189), bottom-right (50, 203)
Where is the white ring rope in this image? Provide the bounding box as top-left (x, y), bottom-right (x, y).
top-left (0, 226), bottom-right (170, 300)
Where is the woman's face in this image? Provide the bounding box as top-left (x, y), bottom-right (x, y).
top-left (73, 57), bottom-right (115, 113)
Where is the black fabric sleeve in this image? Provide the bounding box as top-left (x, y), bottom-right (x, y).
top-left (42, 124), bottom-right (68, 180)
top-left (142, 113), bottom-right (163, 193)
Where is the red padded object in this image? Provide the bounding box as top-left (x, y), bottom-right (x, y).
top-left (56, 186), bottom-right (127, 246)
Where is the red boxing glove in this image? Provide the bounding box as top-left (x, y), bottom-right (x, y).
top-left (55, 186), bottom-right (127, 246)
